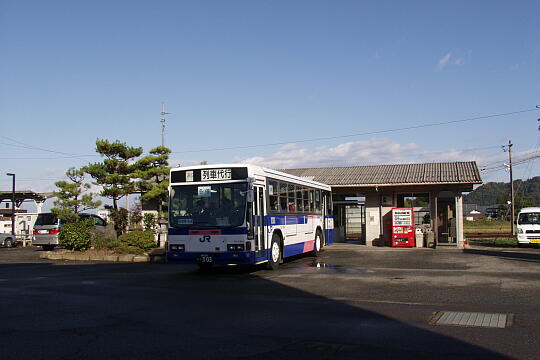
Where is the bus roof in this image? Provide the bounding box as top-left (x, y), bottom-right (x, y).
top-left (170, 163), bottom-right (331, 190)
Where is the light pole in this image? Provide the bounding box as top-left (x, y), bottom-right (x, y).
top-left (6, 173), bottom-right (15, 236)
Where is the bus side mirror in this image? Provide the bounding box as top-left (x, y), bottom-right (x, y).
top-left (247, 190), bottom-right (254, 203)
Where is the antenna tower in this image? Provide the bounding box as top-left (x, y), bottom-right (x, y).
top-left (161, 102), bottom-right (170, 147)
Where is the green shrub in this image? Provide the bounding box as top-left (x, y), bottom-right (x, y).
top-left (117, 230), bottom-right (156, 252)
top-left (59, 219), bottom-right (94, 251)
top-left (93, 235), bottom-right (121, 250)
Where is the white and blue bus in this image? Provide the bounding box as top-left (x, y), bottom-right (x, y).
top-left (167, 164), bottom-right (334, 270)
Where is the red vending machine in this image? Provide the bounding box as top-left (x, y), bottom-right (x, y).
top-left (391, 207), bottom-right (415, 247)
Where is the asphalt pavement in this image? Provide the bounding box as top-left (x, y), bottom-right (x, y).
top-left (1, 244), bottom-right (539, 360)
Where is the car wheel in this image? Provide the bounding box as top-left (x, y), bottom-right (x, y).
top-left (4, 238), bottom-right (12, 248)
top-left (268, 233), bottom-right (282, 271)
top-left (312, 231), bottom-right (322, 257)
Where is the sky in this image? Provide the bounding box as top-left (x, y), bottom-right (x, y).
top-left (1, 0), bottom-right (540, 209)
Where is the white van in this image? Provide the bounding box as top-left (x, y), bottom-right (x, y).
top-left (516, 207), bottom-right (540, 247)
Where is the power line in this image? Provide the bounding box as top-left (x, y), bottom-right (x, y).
top-left (171, 108), bottom-right (539, 154)
top-left (0, 136), bottom-right (91, 157)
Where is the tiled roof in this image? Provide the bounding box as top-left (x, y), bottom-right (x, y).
top-left (280, 162), bottom-right (482, 187)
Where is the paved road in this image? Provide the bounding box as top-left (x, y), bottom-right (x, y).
top-left (1, 245), bottom-right (539, 359)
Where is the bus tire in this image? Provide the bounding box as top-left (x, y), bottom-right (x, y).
top-left (312, 230), bottom-right (322, 257)
top-left (268, 233), bottom-right (282, 271)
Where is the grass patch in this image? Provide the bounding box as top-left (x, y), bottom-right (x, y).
top-left (464, 220), bottom-right (511, 233)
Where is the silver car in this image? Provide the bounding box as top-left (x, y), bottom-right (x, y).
top-left (33, 213), bottom-right (114, 251)
top-left (0, 233), bottom-right (17, 248)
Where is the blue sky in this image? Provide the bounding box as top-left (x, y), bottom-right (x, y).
top-left (1, 0), bottom-right (540, 199)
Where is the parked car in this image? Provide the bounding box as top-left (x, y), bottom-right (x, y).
top-left (33, 213), bottom-right (115, 251)
top-left (0, 233), bottom-right (17, 248)
top-left (517, 207), bottom-right (540, 247)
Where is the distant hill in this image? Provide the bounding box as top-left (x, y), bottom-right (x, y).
top-left (464, 176), bottom-right (540, 206)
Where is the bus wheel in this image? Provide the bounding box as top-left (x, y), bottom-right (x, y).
top-left (312, 231), bottom-right (322, 257)
top-left (269, 234), bottom-right (281, 271)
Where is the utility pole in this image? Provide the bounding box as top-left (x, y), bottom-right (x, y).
top-left (160, 102), bottom-right (170, 147)
top-left (6, 173), bottom-right (15, 236)
top-left (503, 141), bottom-right (515, 235)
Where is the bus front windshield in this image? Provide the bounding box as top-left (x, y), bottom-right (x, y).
top-left (518, 212), bottom-right (540, 225)
top-left (169, 183), bottom-right (248, 228)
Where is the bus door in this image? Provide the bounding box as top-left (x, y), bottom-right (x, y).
top-left (253, 186), bottom-right (266, 257)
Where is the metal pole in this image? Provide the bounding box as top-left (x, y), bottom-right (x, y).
top-left (7, 173), bottom-right (15, 236)
top-left (508, 140), bottom-right (515, 235)
top-left (160, 102), bottom-right (169, 147)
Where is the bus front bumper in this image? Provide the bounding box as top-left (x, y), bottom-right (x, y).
top-left (167, 251), bottom-right (267, 265)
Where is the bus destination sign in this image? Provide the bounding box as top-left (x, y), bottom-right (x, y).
top-left (170, 167), bottom-right (248, 183)
top-left (201, 168), bottom-right (232, 181)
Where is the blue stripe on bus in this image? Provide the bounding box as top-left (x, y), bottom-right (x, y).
top-left (283, 242), bottom-right (306, 257)
top-left (264, 214), bottom-right (318, 226)
top-left (168, 227), bottom-right (248, 235)
top-left (167, 251), bottom-right (257, 265)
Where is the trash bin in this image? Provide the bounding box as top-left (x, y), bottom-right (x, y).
top-left (425, 230), bottom-right (435, 248)
top-left (415, 228), bottom-right (424, 248)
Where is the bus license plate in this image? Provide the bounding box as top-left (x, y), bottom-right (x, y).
top-left (530, 239), bottom-right (540, 244)
top-left (198, 254), bottom-right (213, 263)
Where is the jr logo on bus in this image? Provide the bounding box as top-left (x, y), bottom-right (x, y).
top-left (199, 235), bottom-right (211, 242)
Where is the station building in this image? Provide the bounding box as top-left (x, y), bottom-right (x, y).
top-left (282, 161), bottom-right (482, 248)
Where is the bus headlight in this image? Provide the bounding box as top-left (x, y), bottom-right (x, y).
top-left (517, 228), bottom-right (523, 234)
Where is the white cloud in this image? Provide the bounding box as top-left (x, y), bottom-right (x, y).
top-left (453, 57), bottom-right (465, 66)
top-left (236, 138), bottom-right (421, 169)
top-left (437, 52), bottom-right (452, 69)
top-left (437, 52), bottom-right (466, 69)
top-left (235, 139), bottom-right (540, 184)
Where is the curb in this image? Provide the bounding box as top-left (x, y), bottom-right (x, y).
top-left (39, 251), bottom-right (151, 263)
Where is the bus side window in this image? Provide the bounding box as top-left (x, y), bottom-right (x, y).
top-left (309, 190), bottom-right (315, 212)
top-left (279, 182), bottom-right (288, 212)
top-left (303, 189), bottom-right (309, 213)
top-left (315, 190), bottom-right (321, 212)
top-left (288, 184), bottom-right (296, 212)
top-left (296, 186), bottom-right (303, 212)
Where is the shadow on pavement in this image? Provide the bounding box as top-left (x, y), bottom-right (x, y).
top-left (0, 261), bottom-right (512, 360)
top-left (464, 248), bottom-right (540, 263)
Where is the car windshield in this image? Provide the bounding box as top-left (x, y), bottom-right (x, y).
top-left (518, 212), bottom-right (540, 225)
top-left (35, 213), bottom-right (60, 226)
top-left (169, 183), bottom-right (248, 228)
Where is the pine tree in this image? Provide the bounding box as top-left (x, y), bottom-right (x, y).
top-left (84, 139), bottom-right (143, 211)
top-left (132, 146), bottom-right (171, 221)
top-left (51, 167), bottom-right (101, 222)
